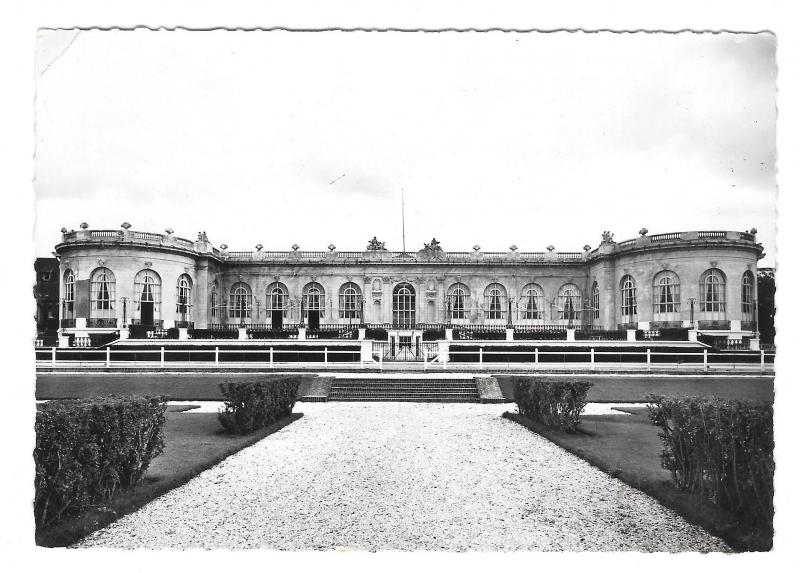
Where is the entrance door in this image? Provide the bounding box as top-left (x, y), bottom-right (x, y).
top-left (271, 310), bottom-right (283, 330)
top-left (392, 282), bottom-right (416, 328)
top-left (307, 310), bottom-right (320, 330)
top-left (140, 301), bottom-right (154, 326)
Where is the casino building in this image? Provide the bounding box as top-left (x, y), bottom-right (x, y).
top-left (52, 224), bottom-right (764, 343)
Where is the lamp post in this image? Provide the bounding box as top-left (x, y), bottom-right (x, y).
top-left (120, 297), bottom-right (129, 327)
top-left (688, 297), bottom-right (697, 329)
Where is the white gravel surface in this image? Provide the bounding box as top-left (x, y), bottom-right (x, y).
top-left (77, 402), bottom-right (728, 551)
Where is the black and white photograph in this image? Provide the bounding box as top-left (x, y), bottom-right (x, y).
top-left (4, 3), bottom-right (796, 566)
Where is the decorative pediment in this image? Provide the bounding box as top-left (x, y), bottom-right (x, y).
top-left (98, 259), bottom-right (105, 267)
top-left (144, 261), bottom-right (152, 268)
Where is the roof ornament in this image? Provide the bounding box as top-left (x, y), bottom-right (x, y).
top-left (601, 231), bottom-right (614, 243)
top-left (639, 228), bottom-right (649, 236)
top-left (292, 243), bottom-right (300, 251)
top-left (255, 244), bottom-right (263, 251)
top-left (60, 227), bottom-right (67, 234)
top-left (750, 227), bottom-right (758, 235)
top-left (423, 238), bottom-right (442, 253)
top-left (219, 243), bottom-right (228, 250)
top-left (121, 222), bottom-right (132, 230)
top-left (366, 236), bottom-right (387, 251)
top-left (509, 244), bottom-right (518, 252)
top-left (583, 245), bottom-right (592, 251)
top-left (80, 222), bottom-right (89, 229)
top-left (473, 244), bottom-right (481, 252)
top-left (328, 243), bottom-right (336, 252)
top-left (165, 228), bottom-right (174, 235)
top-left (546, 245), bottom-right (555, 252)
top-left (197, 231), bottom-right (208, 242)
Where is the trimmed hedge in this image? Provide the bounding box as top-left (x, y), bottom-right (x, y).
top-left (218, 376), bottom-right (304, 435)
top-left (647, 396), bottom-right (774, 530)
top-left (514, 377), bottom-right (593, 432)
top-left (365, 327), bottom-right (388, 341)
top-left (34, 396), bottom-right (167, 528)
top-left (188, 328), bottom-right (239, 339)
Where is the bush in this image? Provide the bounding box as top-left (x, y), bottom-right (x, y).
top-left (34, 395), bottom-right (167, 529)
top-left (128, 324), bottom-right (150, 339)
top-left (88, 332), bottom-right (119, 347)
top-left (647, 396), bottom-right (774, 529)
top-left (218, 376), bottom-right (304, 435)
top-left (365, 327), bottom-right (388, 341)
top-left (514, 377), bottom-right (593, 432)
top-left (188, 328), bottom-right (239, 339)
top-left (422, 328), bottom-right (445, 341)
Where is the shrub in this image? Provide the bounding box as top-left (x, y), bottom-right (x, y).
top-left (422, 328), bottom-right (445, 341)
top-left (647, 396), bottom-right (774, 529)
top-left (365, 327), bottom-right (388, 341)
top-left (188, 328), bottom-right (239, 340)
top-left (514, 377), bottom-right (593, 432)
top-left (34, 395), bottom-right (167, 528)
top-left (88, 332), bottom-right (119, 347)
top-left (128, 324), bottom-right (150, 339)
top-left (218, 376), bottom-right (304, 435)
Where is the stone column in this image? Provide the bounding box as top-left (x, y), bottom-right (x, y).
top-left (194, 260), bottom-right (210, 329)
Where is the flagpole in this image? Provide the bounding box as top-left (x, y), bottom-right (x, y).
top-left (401, 188), bottom-right (406, 254)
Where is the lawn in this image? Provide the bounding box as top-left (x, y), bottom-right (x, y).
top-left (504, 408), bottom-right (772, 551)
top-left (495, 374), bottom-right (774, 403)
top-left (36, 404), bottom-right (303, 547)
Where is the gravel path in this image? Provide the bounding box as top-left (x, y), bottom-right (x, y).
top-left (77, 403), bottom-right (729, 551)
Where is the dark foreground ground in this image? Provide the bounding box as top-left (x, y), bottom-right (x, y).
top-left (37, 372), bottom-right (774, 404)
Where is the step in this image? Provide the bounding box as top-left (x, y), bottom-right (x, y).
top-left (327, 376), bottom-right (480, 403)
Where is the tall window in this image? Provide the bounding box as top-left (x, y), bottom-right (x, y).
top-left (230, 282), bottom-right (252, 319)
top-left (339, 282), bottom-right (362, 320)
top-left (741, 271), bottom-right (754, 321)
top-left (302, 282), bottom-right (326, 318)
top-left (90, 267), bottom-right (115, 319)
top-left (134, 269), bottom-right (162, 323)
top-left (447, 282), bottom-right (469, 321)
top-left (175, 274), bottom-right (193, 320)
top-left (700, 269), bottom-right (726, 314)
top-left (484, 283), bottom-right (507, 320)
top-left (620, 275), bottom-right (637, 319)
top-left (591, 282), bottom-right (600, 320)
top-left (393, 282), bottom-right (416, 327)
top-left (266, 282), bottom-right (288, 318)
top-left (653, 271), bottom-right (680, 317)
top-left (210, 283), bottom-right (218, 320)
top-left (558, 284), bottom-right (581, 322)
top-left (521, 283), bottom-right (544, 320)
top-left (63, 270), bottom-right (75, 319)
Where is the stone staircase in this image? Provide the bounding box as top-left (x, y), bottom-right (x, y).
top-left (327, 377), bottom-right (480, 402)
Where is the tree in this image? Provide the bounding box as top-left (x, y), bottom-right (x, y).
top-left (757, 270), bottom-right (775, 344)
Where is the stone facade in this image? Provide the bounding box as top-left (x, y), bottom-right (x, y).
top-left (53, 226), bottom-right (764, 338)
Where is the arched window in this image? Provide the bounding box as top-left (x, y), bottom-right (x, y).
top-left (591, 282), bottom-right (600, 320)
top-left (302, 282), bottom-right (326, 319)
top-left (741, 271), bottom-right (755, 323)
top-left (652, 271), bottom-right (680, 324)
top-left (229, 282), bottom-right (252, 319)
top-left (175, 274), bottom-right (193, 321)
top-left (700, 269), bottom-right (726, 316)
top-left (90, 267), bottom-right (116, 321)
top-left (520, 283), bottom-right (544, 321)
top-left (339, 282), bottom-right (362, 320)
top-left (210, 283), bottom-right (218, 321)
top-left (447, 282), bottom-right (470, 321)
top-left (620, 275), bottom-right (637, 320)
top-left (484, 283), bottom-right (507, 320)
top-left (134, 269), bottom-right (161, 325)
top-left (557, 284), bottom-right (581, 322)
top-left (63, 270), bottom-right (75, 319)
top-left (393, 282), bottom-right (416, 327)
top-left (266, 282), bottom-right (288, 318)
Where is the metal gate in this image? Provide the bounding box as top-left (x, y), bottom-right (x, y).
top-left (373, 340), bottom-right (439, 362)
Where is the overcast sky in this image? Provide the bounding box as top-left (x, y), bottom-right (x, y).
top-left (34, 29), bottom-right (777, 264)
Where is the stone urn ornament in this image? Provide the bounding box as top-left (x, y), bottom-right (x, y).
top-left (219, 243), bottom-right (228, 250)
top-left (80, 222), bottom-right (89, 229)
top-left (639, 228), bottom-right (649, 236)
top-left (255, 243), bottom-right (263, 252)
top-left (546, 245), bottom-right (555, 252)
top-left (121, 222), bottom-right (132, 230)
top-left (165, 227), bottom-right (174, 235)
top-left (292, 244), bottom-right (300, 251)
top-left (60, 227), bottom-right (67, 234)
top-left (583, 245), bottom-right (592, 251)
top-left (473, 244), bottom-right (481, 252)
top-left (509, 245), bottom-right (518, 252)
top-left (328, 243), bottom-right (336, 252)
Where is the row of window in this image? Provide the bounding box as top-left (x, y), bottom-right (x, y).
top-left (63, 267), bottom-right (756, 323)
top-left (63, 268), bottom-right (191, 320)
top-left (613, 269), bottom-right (755, 321)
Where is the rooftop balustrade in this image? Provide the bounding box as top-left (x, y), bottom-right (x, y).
top-left (57, 226), bottom-right (761, 264)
